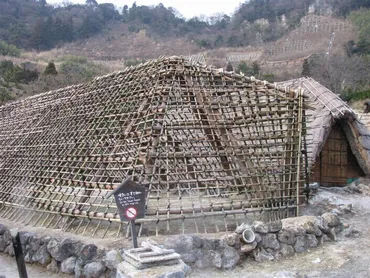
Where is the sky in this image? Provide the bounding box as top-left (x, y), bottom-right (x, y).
top-left (46, 0), bottom-right (245, 19)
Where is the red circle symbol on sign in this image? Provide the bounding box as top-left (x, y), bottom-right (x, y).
top-left (125, 207), bottom-right (137, 219)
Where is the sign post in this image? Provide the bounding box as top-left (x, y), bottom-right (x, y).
top-left (106, 178), bottom-right (146, 248)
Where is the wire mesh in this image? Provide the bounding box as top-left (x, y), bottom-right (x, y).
top-left (0, 57), bottom-right (307, 238)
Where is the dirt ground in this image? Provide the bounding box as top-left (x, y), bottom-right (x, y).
top-left (2, 183), bottom-right (370, 278)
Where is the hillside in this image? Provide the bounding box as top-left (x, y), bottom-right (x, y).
top-left (1, 0), bottom-right (370, 105)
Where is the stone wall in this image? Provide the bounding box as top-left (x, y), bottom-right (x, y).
top-left (0, 212), bottom-right (342, 276)
top-left (162, 213), bottom-right (342, 270)
top-left (0, 224), bottom-right (122, 278)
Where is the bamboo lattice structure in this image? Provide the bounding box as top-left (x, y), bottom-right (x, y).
top-left (0, 57), bottom-right (307, 238)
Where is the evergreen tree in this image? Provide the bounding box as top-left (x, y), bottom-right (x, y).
top-left (44, 61), bottom-right (58, 75)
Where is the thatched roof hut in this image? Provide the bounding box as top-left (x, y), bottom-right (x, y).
top-left (279, 77), bottom-right (370, 186)
top-left (0, 56), bottom-right (306, 237)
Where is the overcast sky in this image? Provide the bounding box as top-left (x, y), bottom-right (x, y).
top-left (47, 0), bottom-right (244, 18)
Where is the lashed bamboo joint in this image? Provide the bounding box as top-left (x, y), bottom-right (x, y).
top-left (0, 56), bottom-right (307, 238)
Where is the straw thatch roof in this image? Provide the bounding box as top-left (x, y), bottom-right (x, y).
top-left (0, 56), bottom-right (306, 237)
top-left (279, 77), bottom-right (370, 176)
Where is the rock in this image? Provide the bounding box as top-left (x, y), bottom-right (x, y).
top-left (195, 250), bottom-right (211, 269)
top-left (19, 232), bottom-right (35, 248)
top-left (41, 236), bottom-right (52, 245)
top-left (294, 236), bottom-right (307, 253)
top-left (191, 235), bottom-right (203, 248)
top-left (254, 233), bottom-right (262, 243)
top-left (220, 233), bottom-right (239, 246)
top-left (279, 243), bottom-right (295, 257)
top-left (328, 227), bottom-right (337, 241)
top-left (0, 224), bottom-right (7, 235)
top-left (339, 204), bottom-right (352, 214)
top-left (252, 221), bottom-right (268, 234)
top-left (322, 213), bottom-right (340, 227)
top-left (60, 238), bottom-right (82, 260)
top-left (277, 230), bottom-right (296, 245)
top-left (0, 236), bottom-right (7, 252)
top-left (103, 250), bottom-right (123, 270)
top-left (47, 238), bottom-right (63, 261)
top-left (203, 238), bottom-right (223, 250)
top-left (24, 251), bottom-right (34, 263)
top-left (163, 235), bottom-right (193, 254)
top-left (61, 256), bottom-right (77, 274)
top-left (79, 244), bottom-right (98, 264)
top-left (83, 261), bottom-right (106, 278)
top-left (182, 250), bottom-right (197, 264)
top-left (32, 244), bottom-right (52, 266)
top-left (305, 234), bottom-right (318, 248)
top-left (74, 260), bottom-right (84, 278)
top-left (240, 241), bottom-right (257, 253)
top-left (221, 246), bottom-right (240, 270)
top-left (209, 250), bottom-right (222, 268)
top-left (312, 258), bottom-right (321, 264)
top-left (267, 220), bottom-right (283, 233)
top-left (318, 234), bottom-right (331, 245)
top-left (235, 223), bottom-right (251, 234)
top-left (5, 244), bottom-right (14, 256)
top-left (261, 233), bottom-right (280, 250)
top-left (344, 227), bottom-right (361, 238)
top-left (253, 247), bottom-right (274, 262)
top-left (29, 236), bottom-right (42, 252)
top-left (47, 259), bottom-right (59, 273)
top-left (2, 230), bottom-right (12, 245)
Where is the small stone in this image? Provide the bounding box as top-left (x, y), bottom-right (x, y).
top-left (235, 223), bottom-right (251, 234)
top-left (0, 224), bottom-right (7, 235)
top-left (103, 250), bottom-right (123, 270)
top-left (272, 271), bottom-right (298, 278)
top-left (33, 244), bottom-right (52, 266)
top-left (47, 259), bottom-right (60, 273)
top-left (343, 223), bottom-right (350, 228)
top-left (267, 220), bottom-right (283, 233)
top-left (312, 258), bottom-right (321, 264)
top-left (41, 236), bottom-right (52, 245)
top-left (261, 233), bottom-right (280, 250)
top-left (294, 236), bottom-right (307, 253)
top-left (322, 213), bottom-right (340, 227)
top-left (253, 247), bottom-right (274, 262)
top-left (79, 244), bottom-right (98, 264)
top-left (339, 204), bottom-right (352, 214)
top-left (252, 221), bottom-right (268, 234)
top-left (305, 234), bottom-right (318, 248)
top-left (61, 256), bottom-right (77, 274)
top-left (221, 246), bottom-right (240, 270)
top-left (240, 241), bottom-right (257, 253)
top-left (84, 261), bottom-right (106, 278)
top-left (220, 233), bottom-right (239, 246)
top-left (209, 250), bottom-right (222, 268)
top-left (279, 243), bottom-right (295, 257)
top-left (277, 230), bottom-right (296, 245)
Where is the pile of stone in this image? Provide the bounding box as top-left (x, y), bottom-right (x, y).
top-left (162, 212), bottom-right (342, 270)
top-left (0, 224), bottom-right (122, 278)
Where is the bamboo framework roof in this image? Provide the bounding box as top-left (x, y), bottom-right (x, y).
top-left (279, 77), bottom-right (370, 176)
top-left (0, 57), bottom-right (306, 237)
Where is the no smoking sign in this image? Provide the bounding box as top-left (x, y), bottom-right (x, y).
top-left (125, 207), bottom-right (137, 220)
